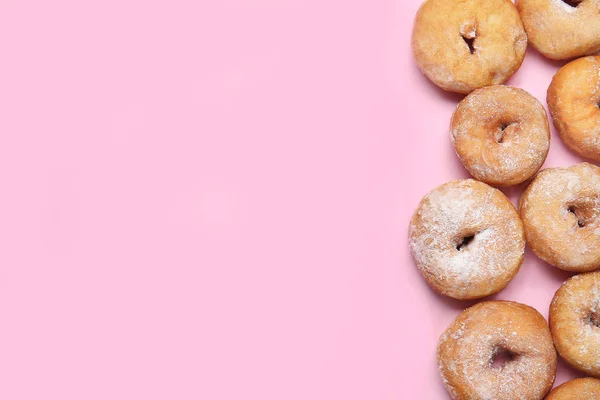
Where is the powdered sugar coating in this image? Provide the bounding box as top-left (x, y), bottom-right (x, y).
top-left (438, 301), bottom-right (557, 400)
top-left (550, 272), bottom-right (600, 377)
top-left (409, 179), bottom-right (525, 300)
top-left (451, 85), bottom-right (550, 186)
top-left (519, 163), bottom-right (600, 272)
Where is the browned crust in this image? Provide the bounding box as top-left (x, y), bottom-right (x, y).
top-left (516, 0), bottom-right (600, 61)
top-left (519, 163), bottom-right (600, 272)
top-left (412, 0), bottom-right (527, 94)
top-left (550, 272), bottom-right (600, 377)
top-left (451, 85), bottom-right (550, 186)
top-left (438, 301), bottom-right (557, 399)
top-left (547, 56), bottom-right (600, 161)
top-left (545, 378), bottom-right (600, 399)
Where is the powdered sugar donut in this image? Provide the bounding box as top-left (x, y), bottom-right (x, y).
top-left (547, 56), bottom-right (600, 161)
top-left (546, 378), bottom-right (600, 399)
top-left (409, 180), bottom-right (525, 300)
top-left (412, 0), bottom-right (527, 94)
top-left (550, 272), bottom-right (600, 377)
top-left (516, 0), bottom-right (600, 60)
top-left (451, 85), bottom-right (550, 186)
top-left (520, 163), bottom-right (600, 272)
top-left (438, 301), bottom-right (557, 400)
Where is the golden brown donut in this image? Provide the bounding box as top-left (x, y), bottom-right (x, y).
top-left (545, 378), bottom-right (600, 399)
top-left (516, 0), bottom-right (600, 60)
top-left (409, 180), bottom-right (525, 300)
top-left (438, 301), bottom-right (557, 400)
top-left (520, 163), bottom-right (600, 272)
top-left (412, 0), bottom-right (527, 94)
top-left (451, 85), bottom-right (550, 186)
top-left (547, 56), bottom-right (600, 161)
top-left (550, 272), bottom-right (600, 377)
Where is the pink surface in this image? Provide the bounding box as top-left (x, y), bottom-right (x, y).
top-left (0, 0), bottom-right (586, 398)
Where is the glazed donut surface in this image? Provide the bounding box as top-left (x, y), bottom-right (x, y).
top-left (520, 163), bottom-right (600, 272)
top-left (547, 56), bottom-right (600, 161)
top-left (409, 179), bottom-right (525, 300)
top-left (438, 301), bottom-right (557, 400)
top-left (517, 0), bottom-right (600, 60)
top-left (545, 378), bottom-right (600, 399)
top-left (451, 85), bottom-right (550, 186)
top-left (550, 272), bottom-right (600, 377)
top-left (412, 0), bottom-right (527, 94)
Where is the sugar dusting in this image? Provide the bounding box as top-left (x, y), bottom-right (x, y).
top-left (439, 302), bottom-right (556, 399)
top-left (519, 0), bottom-right (600, 59)
top-left (451, 86), bottom-right (550, 185)
top-left (551, 272), bottom-right (600, 376)
top-left (409, 180), bottom-right (524, 298)
top-left (520, 163), bottom-right (600, 270)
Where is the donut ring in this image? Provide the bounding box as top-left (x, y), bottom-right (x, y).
top-left (516, 0), bottom-right (600, 60)
top-left (438, 301), bottom-right (557, 400)
top-left (409, 180), bottom-right (525, 300)
top-left (451, 85), bottom-right (550, 186)
top-left (546, 378), bottom-right (600, 399)
top-left (519, 163), bottom-right (600, 272)
top-left (547, 56), bottom-right (600, 161)
top-left (550, 272), bottom-right (600, 377)
top-left (412, 0), bottom-right (527, 94)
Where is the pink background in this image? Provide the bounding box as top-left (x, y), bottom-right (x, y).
top-left (0, 0), bottom-right (587, 398)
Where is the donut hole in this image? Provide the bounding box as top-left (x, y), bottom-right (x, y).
top-left (495, 122), bottom-right (515, 143)
top-left (566, 201), bottom-right (599, 228)
top-left (456, 234), bottom-right (476, 251)
top-left (491, 348), bottom-right (518, 369)
top-left (560, 0), bottom-right (582, 7)
top-left (462, 35), bottom-right (476, 54)
top-left (567, 206), bottom-right (585, 227)
top-left (459, 21), bottom-right (478, 55)
top-left (586, 310), bottom-right (600, 328)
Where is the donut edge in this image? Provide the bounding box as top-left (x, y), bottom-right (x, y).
top-left (547, 56), bottom-right (600, 162)
top-left (549, 272), bottom-right (600, 378)
top-left (546, 377), bottom-right (600, 399)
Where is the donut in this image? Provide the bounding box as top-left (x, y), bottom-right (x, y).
top-left (451, 85), bottom-right (550, 186)
top-left (546, 378), bottom-right (600, 399)
top-left (516, 0), bottom-right (600, 60)
top-left (409, 179), bottom-right (525, 300)
top-left (547, 56), bottom-right (600, 161)
top-left (412, 0), bottom-right (527, 94)
top-left (550, 272), bottom-right (600, 377)
top-left (519, 163), bottom-right (600, 272)
top-left (438, 301), bottom-right (557, 400)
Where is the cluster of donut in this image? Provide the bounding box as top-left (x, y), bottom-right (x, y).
top-left (410, 0), bottom-right (600, 398)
